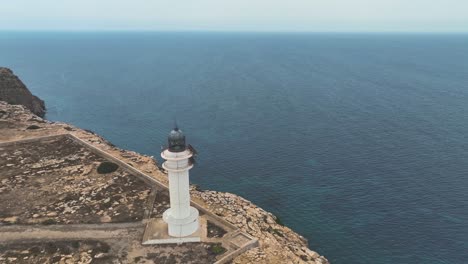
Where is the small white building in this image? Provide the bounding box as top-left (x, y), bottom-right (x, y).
top-left (161, 127), bottom-right (199, 238)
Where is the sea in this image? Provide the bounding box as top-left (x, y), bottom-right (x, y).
top-left (1, 32), bottom-right (467, 264)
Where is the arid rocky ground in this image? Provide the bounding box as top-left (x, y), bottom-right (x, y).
top-left (0, 135), bottom-right (156, 225)
top-left (0, 233), bottom-right (225, 264)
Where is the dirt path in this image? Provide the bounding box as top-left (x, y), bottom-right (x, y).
top-left (0, 222), bottom-right (144, 242)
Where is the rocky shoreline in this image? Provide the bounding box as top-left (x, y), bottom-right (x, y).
top-left (0, 67), bottom-right (329, 263)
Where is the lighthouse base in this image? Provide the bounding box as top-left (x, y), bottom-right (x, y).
top-left (141, 217), bottom-right (202, 245)
top-left (163, 206), bottom-right (200, 237)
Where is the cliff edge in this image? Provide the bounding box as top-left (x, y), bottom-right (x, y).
top-left (0, 67), bottom-right (45, 117)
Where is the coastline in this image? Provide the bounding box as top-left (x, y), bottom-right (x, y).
top-left (0, 101), bottom-right (328, 263)
top-left (0, 66), bottom-right (328, 263)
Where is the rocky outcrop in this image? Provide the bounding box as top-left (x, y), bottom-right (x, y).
top-left (0, 67), bottom-right (45, 117)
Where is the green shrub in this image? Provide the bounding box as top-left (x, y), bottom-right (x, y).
top-left (97, 162), bottom-right (119, 174)
top-left (210, 244), bottom-right (226, 255)
top-left (71, 241), bottom-right (80, 248)
top-left (27, 125), bottom-right (41, 130)
top-left (42, 219), bottom-right (57, 225)
top-left (272, 228), bottom-right (284, 237)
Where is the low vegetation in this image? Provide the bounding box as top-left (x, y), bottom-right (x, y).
top-left (97, 161), bottom-right (119, 174)
top-left (26, 124), bottom-right (41, 130)
top-left (210, 244), bottom-right (226, 255)
top-left (42, 219), bottom-right (57, 225)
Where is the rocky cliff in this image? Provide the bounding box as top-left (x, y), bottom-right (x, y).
top-left (0, 67), bottom-right (45, 117)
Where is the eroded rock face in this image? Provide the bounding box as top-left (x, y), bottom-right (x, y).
top-left (0, 67), bottom-right (45, 117)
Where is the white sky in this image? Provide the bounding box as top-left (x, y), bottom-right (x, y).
top-left (1, 0), bottom-right (467, 32)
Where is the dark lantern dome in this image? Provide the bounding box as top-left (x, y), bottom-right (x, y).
top-left (168, 127), bottom-right (186, 152)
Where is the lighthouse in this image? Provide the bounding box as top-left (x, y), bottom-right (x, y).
top-left (161, 127), bottom-right (199, 238)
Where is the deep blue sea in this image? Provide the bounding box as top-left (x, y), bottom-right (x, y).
top-left (1, 32), bottom-right (468, 263)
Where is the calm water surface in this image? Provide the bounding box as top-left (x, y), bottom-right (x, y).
top-left (1, 32), bottom-right (468, 264)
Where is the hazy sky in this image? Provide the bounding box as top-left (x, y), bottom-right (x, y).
top-left (1, 0), bottom-right (468, 32)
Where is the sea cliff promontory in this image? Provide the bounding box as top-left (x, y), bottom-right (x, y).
top-left (0, 69), bottom-right (328, 264)
top-left (0, 67), bottom-right (45, 117)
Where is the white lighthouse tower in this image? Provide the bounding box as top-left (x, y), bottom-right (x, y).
top-left (161, 127), bottom-right (199, 238)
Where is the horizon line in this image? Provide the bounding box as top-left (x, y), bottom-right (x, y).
top-left (1, 29), bottom-right (468, 34)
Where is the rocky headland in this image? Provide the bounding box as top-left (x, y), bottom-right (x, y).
top-left (0, 68), bottom-right (329, 264)
top-left (0, 67), bottom-right (45, 117)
